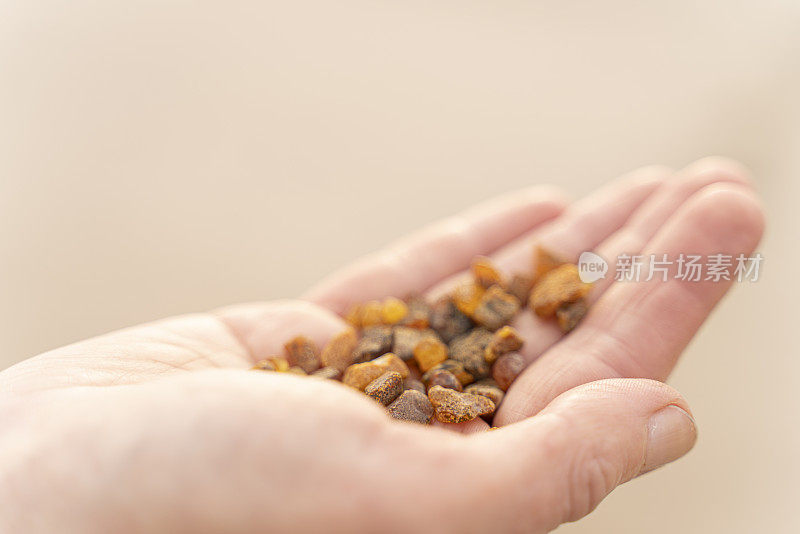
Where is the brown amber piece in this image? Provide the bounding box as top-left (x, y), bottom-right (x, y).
top-left (403, 377), bottom-right (426, 394)
top-left (473, 286), bottom-right (521, 331)
top-left (353, 326), bottom-right (393, 363)
top-left (381, 297), bottom-right (408, 325)
top-left (429, 297), bottom-right (473, 343)
top-left (287, 366), bottom-right (307, 375)
top-left (252, 359), bottom-right (276, 371)
top-left (320, 328), bottom-right (358, 371)
top-left (283, 336), bottom-right (321, 374)
top-left (530, 264), bottom-right (592, 317)
top-left (452, 282), bottom-right (485, 318)
top-left (387, 390), bottom-right (434, 424)
top-left (492, 352), bottom-right (526, 391)
top-left (365, 371), bottom-right (404, 406)
top-left (427, 385), bottom-right (495, 423)
top-left (392, 326), bottom-right (440, 361)
top-left (424, 369), bottom-right (463, 392)
top-left (471, 256), bottom-right (504, 288)
top-left (534, 246), bottom-right (568, 281)
top-left (449, 328), bottom-right (493, 380)
top-left (556, 298), bottom-right (589, 333)
top-left (507, 273), bottom-right (534, 307)
top-left (311, 366), bottom-right (342, 380)
top-left (464, 379), bottom-right (505, 407)
top-left (485, 326), bottom-right (524, 364)
top-left (400, 296), bottom-right (431, 329)
top-left (413, 338), bottom-right (448, 373)
top-left (422, 360), bottom-right (474, 386)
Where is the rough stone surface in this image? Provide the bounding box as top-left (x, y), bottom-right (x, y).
top-left (427, 385), bottom-right (495, 423)
top-left (320, 328), bottom-right (358, 371)
top-left (387, 390), bottom-right (434, 425)
top-left (343, 353), bottom-right (408, 390)
top-left (530, 264), bottom-right (591, 317)
top-left (365, 371), bottom-right (404, 405)
top-left (353, 326), bottom-right (393, 363)
top-left (464, 379), bottom-right (505, 407)
top-left (449, 328), bottom-right (493, 380)
top-left (429, 298), bottom-right (473, 343)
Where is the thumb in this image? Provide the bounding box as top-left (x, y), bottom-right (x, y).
top-left (470, 379), bottom-right (697, 533)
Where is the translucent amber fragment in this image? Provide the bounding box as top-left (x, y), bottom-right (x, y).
top-left (381, 297), bottom-right (408, 325)
top-left (492, 353), bottom-right (525, 391)
top-left (471, 256), bottom-right (504, 288)
top-left (452, 282), bottom-right (485, 318)
top-left (359, 300), bottom-right (384, 328)
top-left (412, 338), bottom-right (448, 373)
top-left (473, 286), bottom-right (521, 331)
top-left (556, 298), bottom-right (589, 333)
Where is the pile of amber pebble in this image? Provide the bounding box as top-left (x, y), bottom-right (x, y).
top-left (253, 248), bottom-right (592, 425)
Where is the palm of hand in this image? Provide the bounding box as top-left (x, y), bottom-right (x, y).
top-left (0, 158), bottom-right (763, 534)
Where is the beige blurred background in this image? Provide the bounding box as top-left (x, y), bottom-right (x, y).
top-left (1, 1), bottom-right (798, 532)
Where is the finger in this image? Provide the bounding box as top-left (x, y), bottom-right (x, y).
top-left (426, 164), bottom-right (669, 300)
top-left (498, 182), bottom-right (764, 424)
top-left (215, 299), bottom-right (348, 362)
top-left (587, 156), bottom-right (753, 301)
top-left (303, 185), bottom-right (568, 314)
top-left (501, 156), bottom-right (754, 367)
top-left (468, 379), bottom-right (696, 532)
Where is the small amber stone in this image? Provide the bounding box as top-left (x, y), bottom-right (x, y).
top-left (492, 352), bottom-right (526, 391)
top-left (556, 298), bottom-right (589, 333)
top-left (400, 296), bottom-right (431, 329)
top-left (533, 246), bottom-right (568, 282)
top-left (452, 282), bottom-right (485, 318)
top-left (392, 326), bottom-right (440, 362)
top-left (507, 273), bottom-right (534, 307)
top-left (387, 390), bottom-right (434, 424)
top-left (252, 359), bottom-right (276, 371)
top-left (473, 286), bottom-right (521, 331)
top-left (353, 326), bottom-right (393, 363)
top-left (429, 297), bottom-right (473, 343)
top-left (283, 336), bottom-right (321, 374)
top-left (485, 326), bottom-right (524, 364)
top-left (427, 385), bottom-right (495, 423)
top-left (359, 300), bottom-right (384, 327)
top-left (381, 297), bottom-right (408, 325)
top-left (321, 328), bottom-right (358, 371)
top-left (449, 328), bottom-right (493, 380)
top-left (413, 338), bottom-right (448, 373)
top-left (423, 360), bottom-right (474, 386)
top-left (269, 356), bottom-right (290, 372)
top-left (365, 371), bottom-right (404, 406)
top-left (311, 366), bottom-right (342, 380)
top-left (371, 353), bottom-right (410, 378)
top-left (286, 366), bottom-right (307, 375)
top-left (424, 369), bottom-right (462, 392)
top-left (471, 256), bottom-right (504, 288)
top-left (530, 264), bottom-right (591, 318)
top-left (465, 380), bottom-right (505, 407)
top-left (343, 361), bottom-right (389, 390)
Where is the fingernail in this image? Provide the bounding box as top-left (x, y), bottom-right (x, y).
top-left (643, 405), bottom-right (697, 473)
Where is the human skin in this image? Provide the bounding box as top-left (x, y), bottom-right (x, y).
top-left (0, 157), bottom-right (764, 533)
